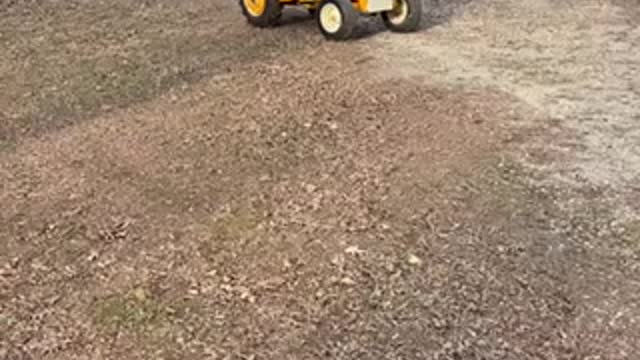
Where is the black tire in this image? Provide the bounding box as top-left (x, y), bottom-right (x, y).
top-left (381, 0), bottom-right (422, 32)
top-left (317, 0), bottom-right (358, 41)
top-left (307, 7), bottom-right (316, 17)
top-left (239, 0), bottom-right (282, 27)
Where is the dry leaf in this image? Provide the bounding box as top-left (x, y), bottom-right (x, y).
top-left (345, 245), bottom-right (364, 255)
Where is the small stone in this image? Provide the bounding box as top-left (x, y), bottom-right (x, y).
top-left (385, 263), bottom-right (395, 273)
top-left (304, 183), bottom-right (317, 193)
top-left (258, 276), bottom-right (286, 289)
top-left (206, 269), bottom-right (218, 277)
top-left (407, 254), bottom-right (422, 265)
top-left (345, 245), bottom-right (364, 255)
top-left (239, 288), bottom-right (255, 303)
top-left (87, 250), bottom-right (99, 262)
top-left (188, 288), bottom-right (200, 295)
top-left (340, 277), bottom-right (356, 286)
top-left (133, 288), bottom-right (147, 302)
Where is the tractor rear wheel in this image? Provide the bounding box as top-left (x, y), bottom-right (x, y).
top-left (317, 0), bottom-right (358, 41)
top-left (381, 0), bottom-right (422, 33)
top-left (240, 0), bottom-right (282, 27)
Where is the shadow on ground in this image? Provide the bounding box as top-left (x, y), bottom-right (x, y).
top-left (355, 0), bottom-right (476, 39)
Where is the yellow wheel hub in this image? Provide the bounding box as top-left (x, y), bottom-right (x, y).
top-left (320, 3), bottom-right (343, 34)
top-left (388, 0), bottom-right (409, 25)
top-left (244, 0), bottom-right (266, 16)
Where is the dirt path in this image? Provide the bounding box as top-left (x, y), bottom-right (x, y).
top-left (376, 0), bottom-right (640, 197)
top-left (1, 1), bottom-right (639, 359)
top-left (373, 0), bottom-right (640, 357)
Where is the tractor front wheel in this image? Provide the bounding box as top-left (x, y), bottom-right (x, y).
top-left (317, 0), bottom-right (358, 41)
top-left (240, 0), bottom-right (282, 27)
top-left (381, 0), bottom-right (422, 33)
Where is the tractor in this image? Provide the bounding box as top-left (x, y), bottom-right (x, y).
top-left (240, 0), bottom-right (422, 40)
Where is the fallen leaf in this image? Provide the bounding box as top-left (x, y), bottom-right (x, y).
top-left (345, 245), bottom-right (364, 255)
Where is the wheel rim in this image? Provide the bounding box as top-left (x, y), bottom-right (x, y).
top-left (244, 0), bottom-right (266, 17)
top-left (387, 0), bottom-right (409, 25)
top-left (320, 3), bottom-right (343, 34)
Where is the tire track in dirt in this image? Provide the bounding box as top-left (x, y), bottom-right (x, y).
top-left (372, 0), bottom-right (640, 358)
top-left (377, 0), bottom-right (640, 197)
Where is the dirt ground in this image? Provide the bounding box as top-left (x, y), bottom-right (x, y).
top-left (1, 0), bottom-right (639, 359)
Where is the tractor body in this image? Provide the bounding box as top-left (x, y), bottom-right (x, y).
top-left (283, 0), bottom-right (396, 14)
top-left (240, 0), bottom-right (422, 40)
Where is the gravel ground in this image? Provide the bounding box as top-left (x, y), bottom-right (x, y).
top-left (1, 1), bottom-right (639, 359)
top-left (375, 0), bottom-right (640, 209)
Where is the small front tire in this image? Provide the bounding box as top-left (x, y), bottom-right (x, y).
top-left (317, 0), bottom-right (358, 41)
top-left (381, 0), bottom-right (422, 33)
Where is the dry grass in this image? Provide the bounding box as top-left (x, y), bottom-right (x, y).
top-left (1, 1), bottom-right (639, 359)
top-left (0, 0), bottom-right (313, 145)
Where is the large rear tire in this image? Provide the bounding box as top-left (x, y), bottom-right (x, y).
top-left (381, 0), bottom-right (422, 33)
top-left (240, 0), bottom-right (282, 27)
top-left (317, 0), bottom-right (358, 41)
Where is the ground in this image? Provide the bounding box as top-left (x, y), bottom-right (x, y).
top-left (1, 0), bottom-right (639, 359)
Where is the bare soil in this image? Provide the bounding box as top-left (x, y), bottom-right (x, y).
top-left (1, 1), bottom-right (639, 359)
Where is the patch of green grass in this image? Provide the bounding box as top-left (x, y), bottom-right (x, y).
top-left (213, 208), bottom-right (263, 241)
top-left (196, 205), bottom-right (266, 263)
top-left (93, 289), bottom-right (206, 355)
top-left (93, 289), bottom-right (169, 335)
top-left (0, 139), bottom-right (16, 153)
top-left (448, 155), bottom-right (538, 220)
top-left (623, 220), bottom-right (640, 246)
top-left (0, 313), bottom-right (16, 329)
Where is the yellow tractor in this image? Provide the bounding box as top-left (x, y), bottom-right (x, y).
top-left (240, 0), bottom-right (422, 40)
